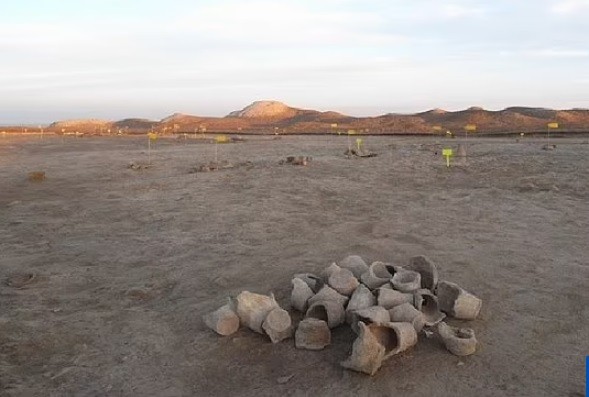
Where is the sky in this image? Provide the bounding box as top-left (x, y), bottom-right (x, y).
top-left (1, 0), bottom-right (589, 124)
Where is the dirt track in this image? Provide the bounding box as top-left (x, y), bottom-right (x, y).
top-left (1, 135), bottom-right (588, 396)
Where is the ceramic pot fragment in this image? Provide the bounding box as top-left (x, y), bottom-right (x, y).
top-left (328, 266), bottom-right (359, 296)
top-left (262, 307), bottom-right (293, 343)
top-left (293, 273), bottom-right (324, 293)
top-left (306, 300), bottom-right (346, 329)
top-left (349, 306), bottom-right (390, 334)
top-left (436, 281), bottom-right (482, 320)
top-left (338, 255), bottom-right (369, 279)
top-left (376, 288), bottom-right (414, 309)
top-left (414, 289), bottom-right (446, 327)
top-left (341, 321), bottom-right (386, 376)
top-left (307, 285), bottom-right (349, 307)
top-left (388, 303), bottom-right (426, 333)
top-left (346, 284), bottom-right (376, 323)
top-left (295, 318), bottom-right (331, 350)
top-left (406, 255), bottom-right (439, 290)
top-left (437, 322), bottom-right (477, 356)
top-left (367, 321), bottom-right (418, 359)
top-left (203, 299), bottom-right (240, 336)
top-left (235, 291), bottom-right (279, 334)
top-left (291, 277), bottom-right (314, 312)
top-left (322, 263), bottom-right (341, 281)
top-left (360, 262), bottom-right (399, 290)
top-left (391, 270), bottom-right (422, 293)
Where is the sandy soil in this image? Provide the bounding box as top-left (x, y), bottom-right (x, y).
top-left (1, 134), bottom-right (588, 396)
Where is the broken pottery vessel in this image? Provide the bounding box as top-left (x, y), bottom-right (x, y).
top-left (322, 263), bottom-right (341, 281)
top-left (327, 265), bottom-right (359, 296)
top-left (291, 277), bottom-right (314, 312)
top-left (405, 255), bottom-right (439, 291)
top-left (295, 318), bottom-right (331, 350)
top-left (262, 307), bottom-right (293, 343)
top-left (414, 289), bottom-right (446, 327)
top-left (360, 262), bottom-right (400, 290)
top-left (235, 291), bottom-right (279, 334)
top-left (293, 273), bottom-right (324, 293)
top-left (349, 306), bottom-right (390, 334)
top-left (307, 285), bottom-right (349, 307)
top-left (306, 300), bottom-right (346, 329)
top-left (391, 270), bottom-right (422, 293)
top-left (338, 255), bottom-right (370, 279)
top-left (376, 287), bottom-right (414, 309)
top-left (346, 284), bottom-right (376, 323)
top-left (388, 303), bottom-right (426, 333)
top-left (437, 322), bottom-right (477, 356)
top-left (341, 321), bottom-right (386, 376)
top-left (367, 321), bottom-right (418, 359)
top-left (436, 281), bottom-right (482, 320)
top-left (203, 299), bottom-right (240, 336)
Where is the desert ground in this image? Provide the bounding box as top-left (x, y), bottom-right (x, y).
top-left (0, 134), bottom-right (587, 396)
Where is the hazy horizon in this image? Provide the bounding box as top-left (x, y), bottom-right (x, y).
top-left (2, 0), bottom-right (588, 124)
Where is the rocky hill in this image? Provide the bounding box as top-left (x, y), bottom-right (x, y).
top-left (42, 101), bottom-right (589, 135)
top-left (226, 101), bottom-right (299, 119)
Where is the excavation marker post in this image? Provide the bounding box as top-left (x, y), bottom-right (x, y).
top-left (443, 148), bottom-right (453, 168)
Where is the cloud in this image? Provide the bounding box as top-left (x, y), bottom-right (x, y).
top-left (441, 4), bottom-right (486, 19)
top-left (550, 0), bottom-right (589, 14)
top-left (524, 48), bottom-right (589, 58)
top-left (173, 1), bottom-right (407, 47)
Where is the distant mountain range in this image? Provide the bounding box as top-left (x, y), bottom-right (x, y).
top-left (21, 100), bottom-right (589, 134)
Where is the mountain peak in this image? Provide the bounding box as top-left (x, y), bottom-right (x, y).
top-left (227, 100), bottom-right (296, 118)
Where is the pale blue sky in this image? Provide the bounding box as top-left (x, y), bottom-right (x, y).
top-left (1, 0), bottom-right (588, 123)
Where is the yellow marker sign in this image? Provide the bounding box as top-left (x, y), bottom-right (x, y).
top-left (356, 138), bottom-right (363, 151)
top-left (547, 122), bottom-right (559, 129)
top-left (443, 148), bottom-right (453, 167)
top-left (464, 124), bottom-right (477, 132)
top-left (215, 135), bottom-right (230, 143)
top-left (347, 129), bottom-right (356, 135)
top-left (433, 125), bottom-right (443, 131)
top-left (148, 133), bottom-right (158, 140)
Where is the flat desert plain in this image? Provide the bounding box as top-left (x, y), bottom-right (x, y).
top-left (1, 134), bottom-right (588, 396)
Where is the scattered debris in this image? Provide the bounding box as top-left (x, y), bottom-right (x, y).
top-left (344, 148), bottom-right (377, 158)
top-left (127, 162), bottom-right (152, 170)
top-left (542, 144), bottom-right (557, 150)
top-left (190, 160), bottom-right (253, 173)
top-left (27, 171), bottom-right (46, 182)
top-left (279, 156), bottom-right (312, 166)
top-left (276, 374), bottom-right (294, 384)
top-left (204, 254), bottom-right (483, 376)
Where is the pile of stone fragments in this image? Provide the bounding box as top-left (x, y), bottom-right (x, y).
top-left (204, 255), bottom-right (482, 375)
